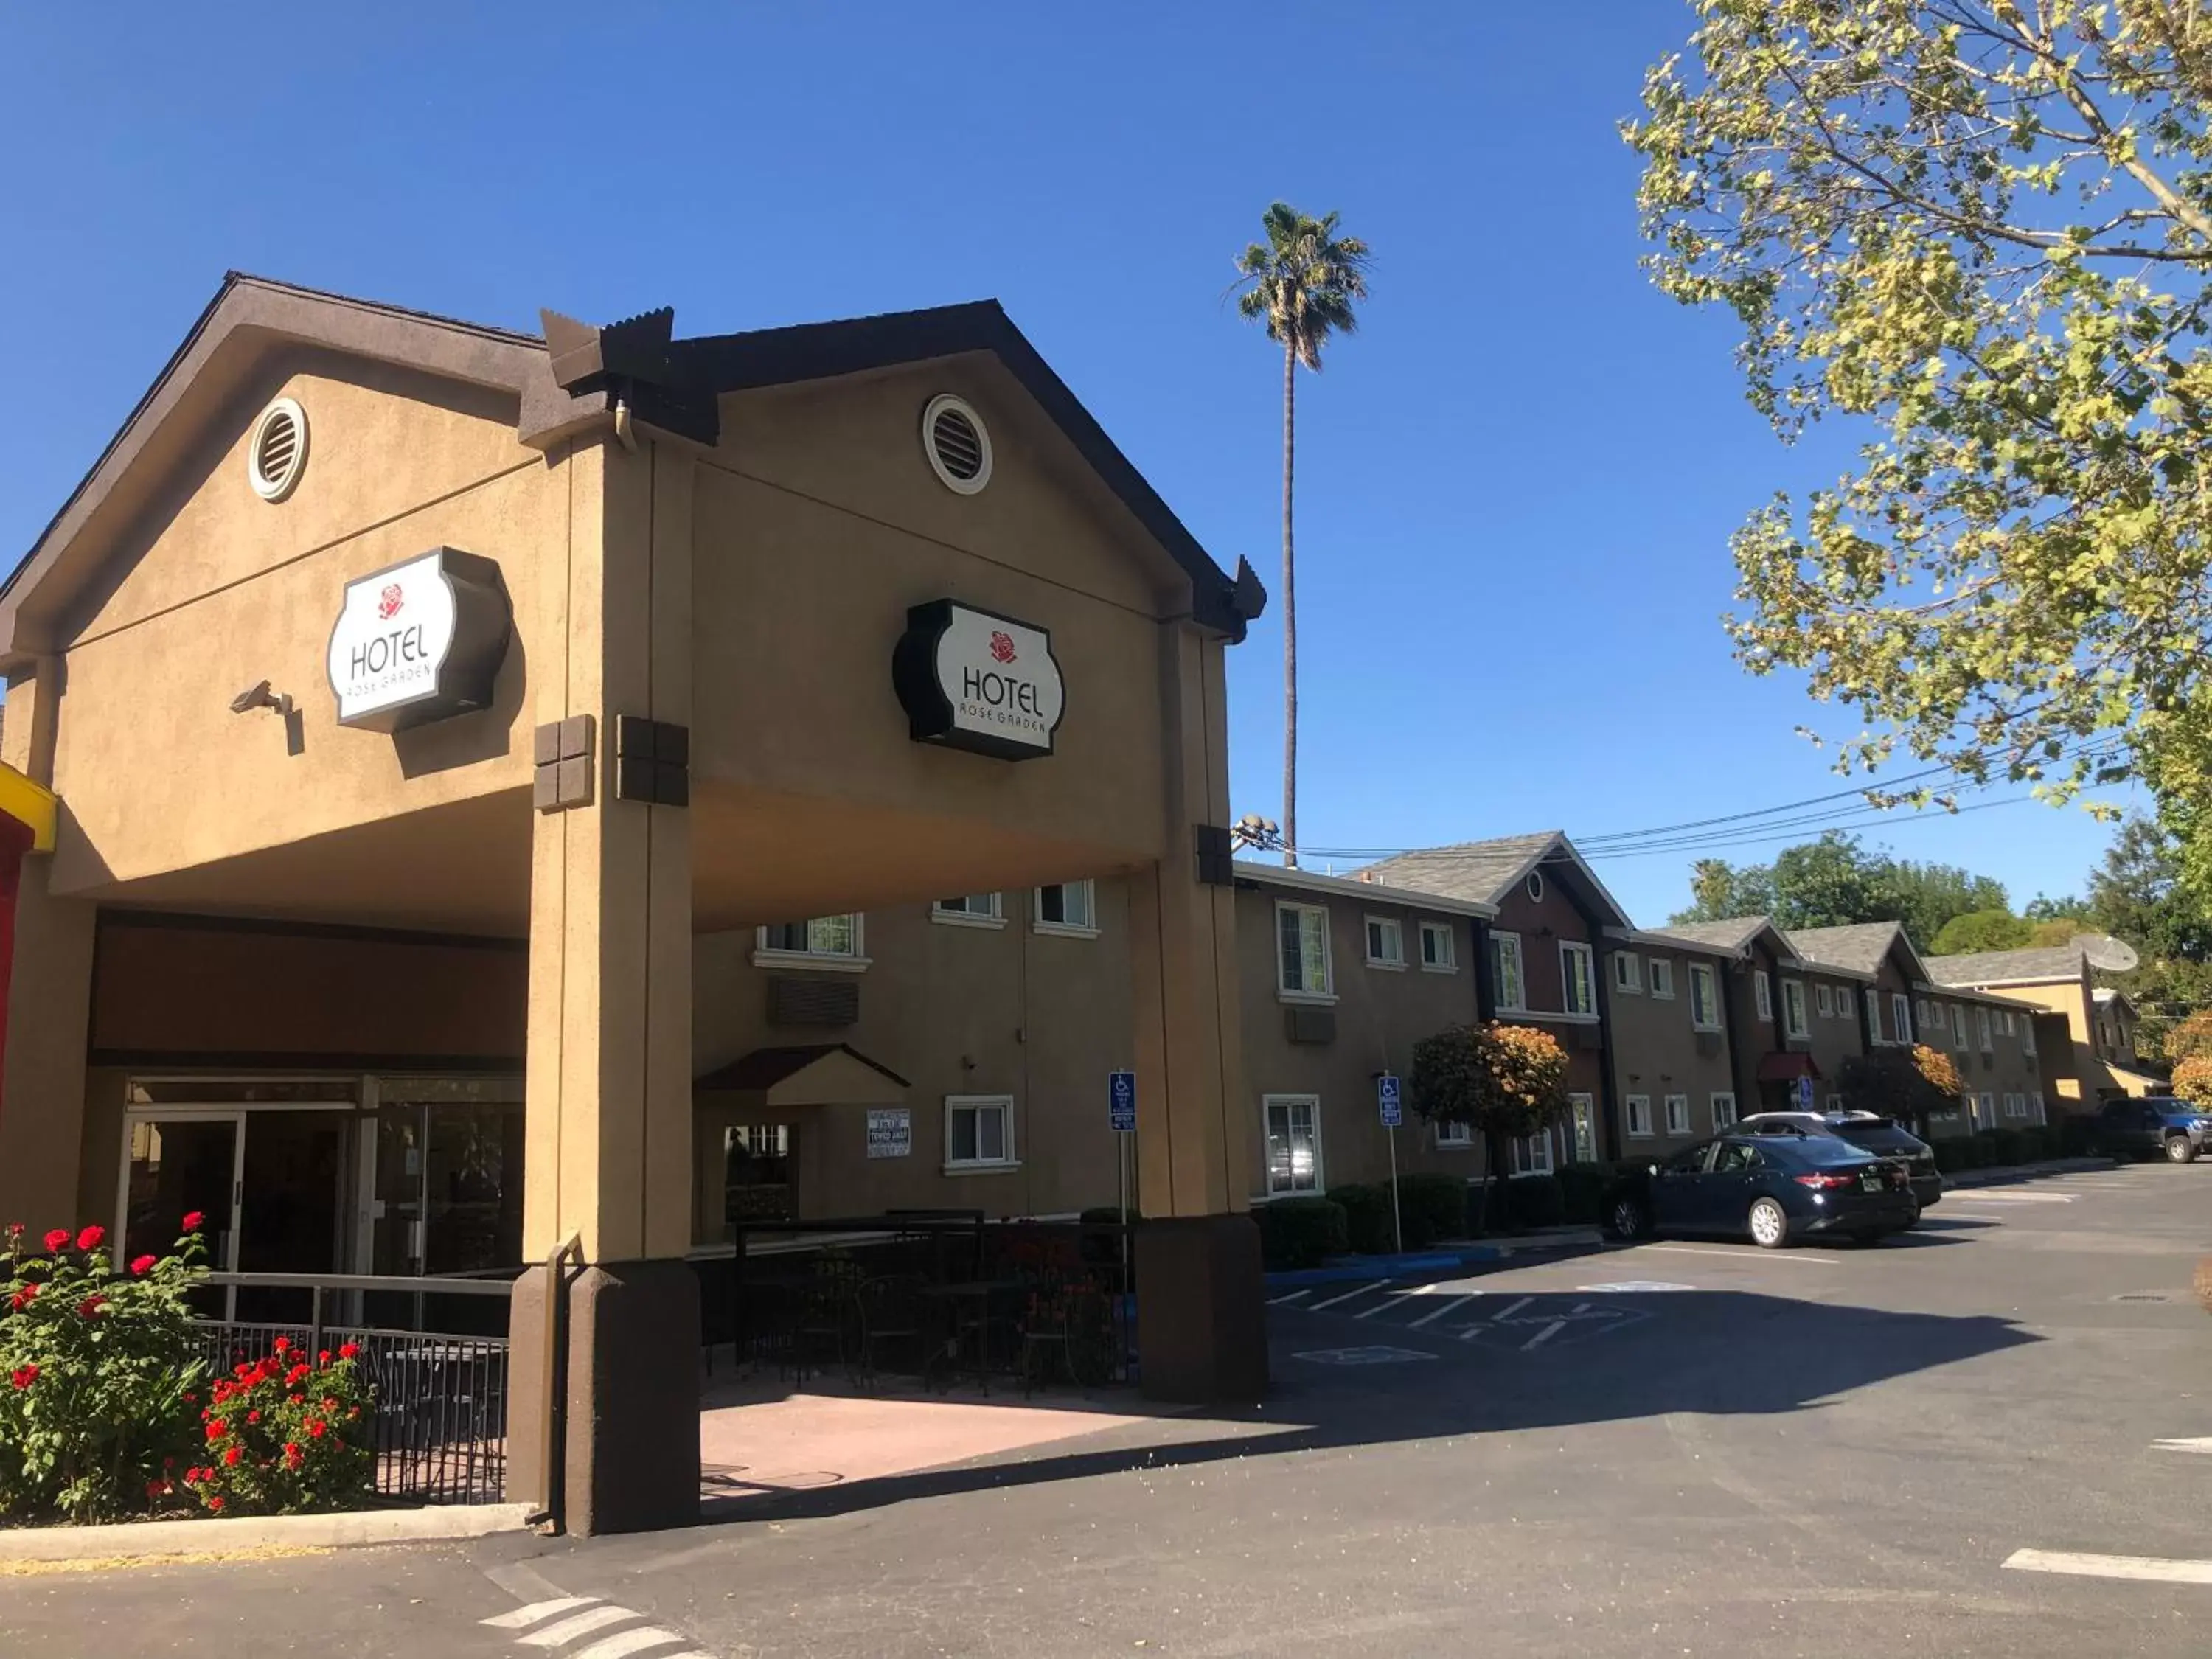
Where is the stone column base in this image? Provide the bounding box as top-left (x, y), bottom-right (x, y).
top-left (1134, 1214), bottom-right (1268, 1403)
top-left (507, 1258), bottom-right (700, 1536)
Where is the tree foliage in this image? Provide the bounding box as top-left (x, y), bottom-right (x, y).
top-left (1628, 1), bottom-right (2212, 885)
top-left (1930, 907), bottom-right (2035, 954)
top-left (1408, 1022), bottom-right (1571, 1140)
top-left (1670, 830), bottom-right (2006, 946)
top-left (2170, 1052), bottom-right (2212, 1101)
top-left (1840, 1043), bottom-right (1967, 1130)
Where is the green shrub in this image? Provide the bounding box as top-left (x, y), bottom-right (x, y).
top-left (1328, 1185), bottom-right (1393, 1255)
top-left (1393, 1173), bottom-right (1471, 1248)
top-left (1503, 1175), bottom-right (1566, 1231)
top-left (0, 1220), bottom-right (209, 1523)
top-left (1932, 1136), bottom-right (1975, 1174)
top-left (184, 1338), bottom-right (374, 1517)
top-left (1255, 1198), bottom-right (1347, 1270)
top-left (2057, 1113), bottom-right (2101, 1157)
top-left (1557, 1163), bottom-right (1611, 1225)
top-left (1988, 1127), bottom-right (2027, 1166)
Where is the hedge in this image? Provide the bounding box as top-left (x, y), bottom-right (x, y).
top-left (1502, 1175), bottom-right (1566, 1231)
top-left (1557, 1162), bottom-right (1611, 1225)
top-left (1255, 1197), bottom-right (1347, 1270)
top-left (1328, 1184), bottom-right (1394, 1256)
top-left (1394, 1173), bottom-right (1472, 1248)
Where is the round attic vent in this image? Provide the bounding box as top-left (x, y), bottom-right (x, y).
top-left (247, 397), bottom-right (309, 502)
top-left (1526, 870), bottom-right (1545, 903)
top-left (922, 394), bottom-right (992, 495)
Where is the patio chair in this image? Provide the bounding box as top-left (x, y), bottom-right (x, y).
top-left (792, 1258), bottom-right (863, 1384)
top-left (850, 1274), bottom-right (928, 1390)
top-left (1018, 1273), bottom-right (1116, 1397)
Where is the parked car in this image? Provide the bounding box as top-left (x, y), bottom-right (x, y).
top-left (1608, 1133), bottom-right (1919, 1249)
top-left (1736, 1110), bottom-right (1944, 1210)
top-left (2093, 1097), bottom-right (2211, 1163)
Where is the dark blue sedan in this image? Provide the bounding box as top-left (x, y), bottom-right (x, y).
top-left (1608, 1133), bottom-right (1919, 1249)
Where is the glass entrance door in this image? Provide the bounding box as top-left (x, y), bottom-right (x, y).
top-left (235, 1112), bottom-right (349, 1324)
top-left (122, 1114), bottom-right (243, 1319)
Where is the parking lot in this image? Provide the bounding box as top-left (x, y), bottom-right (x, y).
top-left (4, 1160), bottom-right (2210, 1658)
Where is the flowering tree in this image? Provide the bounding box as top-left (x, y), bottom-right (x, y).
top-left (1408, 1022), bottom-right (1571, 1227)
top-left (2171, 1053), bottom-right (2212, 1105)
top-left (1839, 1043), bottom-right (1967, 1133)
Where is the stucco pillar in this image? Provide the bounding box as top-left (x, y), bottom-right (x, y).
top-left (1127, 622), bottom-right (1266, 1402)
top-left (507, 439), bottom-right (698, 1535)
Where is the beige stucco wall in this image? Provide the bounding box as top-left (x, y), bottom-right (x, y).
top-left (1607, 942), bottom-right (1738, 1158)
top-left (1773, 969), bottom-right (1867, 1105)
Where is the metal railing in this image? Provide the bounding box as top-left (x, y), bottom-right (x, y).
top-left (195, 1271), bottom-right (512, 1507)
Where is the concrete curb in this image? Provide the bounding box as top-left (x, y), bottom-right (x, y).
top-left (0, 1500), bottom-right (535, 1563)
top-left (1265, 1228), bottom-right (1605, 1290)
top-left (1947, 1157), bottom-right (2116, 1189)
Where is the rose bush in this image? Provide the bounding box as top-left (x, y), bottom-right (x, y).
top-left (0, 1219), bottom-right (208, 1523)
top-left (181, 1336), bottom-right (373, 1516)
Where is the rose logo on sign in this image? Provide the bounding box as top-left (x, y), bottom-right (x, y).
top-left (377, 583), bottom-right (405, 621)
top-left (327, 547), bottom-right (513, 733)
top-left (891, 600), bottom-right (1065, 761)
top-left (989, 630), bottom-right (1017, 664)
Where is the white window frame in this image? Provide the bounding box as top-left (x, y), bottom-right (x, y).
top-left (1826, 1093), bottom-right (1845, 1113)
top-left (754, 914), bottom-right (870, 971)
top-left (1688, 961), bottom-right (1722, 1032)
top-left (1755, 970), bottom-right (1773, 1023)
top-left (1364, 914), bottom-right (1406, 970)
top-left (1914, 996), bottom-right (1929, 1028)
top-left (1864, 987), bottom-right (1882, 1040)
top-left (2029, 1090), bottom-right (2045, 1124)
top-left (1782, 980), bottom-right (1809, 1040)
top-left (1952, 1004), bottom-right (1968, 1049)
top-left (1815, 983), bottom-right (1834, 1019)
top-left (1976, 1091), bottom-right (1995, 1128)
top-left (1492, 932), bottom-right (1526, 1012)
top-left (1710, 1091), bottom-right (1738, 1131)
top-left (1626, 1094), bottom-right (1655, 1138)
top-left (1509, 1127), bottom-right (1555, 1178)
top-left (1033, 880), bottom-right (1099, 939)
top-left (942, 1094), bottom-right (1018, 1173)
top-left (1978, 1006), bottom-right (1994, 1052)
top-left (1663, 1093), bottom-right (1691, 1136)
top-left (1892, 992), bottom-right (1913, 1045)
top-left (1999, 1009), bottom-right (2013, 1036)
top-left (1648, 958), bottom-right (1676, 1001)
top-left (1418, 920), bottom-right (1458, 974)
top-left (1568, 1094), bottom-right (1598, 1164)
top-left (1434, 1117), bottom-right (1472, 1150)
top-left (1560, 941), bottom-right (1597, 1017)
top-left (1262, 1093), bottom-right (1323, 1197)
top-left (1613, 951), bottom-right (1644, 995)
top-left (933, 893), bottom-right (1006, 930)
top-left (1275, 901), bottom-right (1336, 1004)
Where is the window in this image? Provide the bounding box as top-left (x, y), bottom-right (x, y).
top-left (1034, 881), bottom-right (1096, 936)
top-left (1365, 915), bottom-right (1405, 969)
top-left (1649, 958), bottom-right (1676, 1000)
top-left (1951, 1004), bottom-right (1968, 1049)
top-left (1815, 983), bottom-right (1834, 1018)
top-left (1510, 1128), bottom-right (1554, 1177)
top-left (2000, 1009), bottom-right (2014, 1037)
top-left (757, 914), bottom-right (863, 965)
top-left (1976, 1091), bottom-right (1995, 1129)
top-left (2003, 1093), bottom-right (2023, 1119)
top-left (1865, 988), bottom-right (1882, 1037)
top-left (1755, 971), bottom-right (1773, 1023)
top-left (944, 1096), bottom-right (1015, 1171)
top-left (1782, 980), bottom-right (1809, 1039)
top-left (1276, 902), bottom-right (1334, 1001)
top-left (1892, 993), bottom-right (1913, 1044)
top-left (1664, 1094), bottom-right (1691, 1135)
top-left (1978, 1006), bottom-right (1993, 1052)
top-left (934, 893), bottom-right (1004, 928)
top-left (1419, 921), bottom-right (1458, 973)
top-left (2029, 1091), bottom-right (2045, 1124)
top-left (1688, 962), bottom-right (1722, 1031)
top-left (1569, 1095), bottom-right (1597, 1163)
top-left (1613, 952), bottom-right (1644, 994)
top-left (1626, 1094), bottom-right (1654, 1138)
top-left (1826, 1094), bottom-right (1845, 1113)
top-left (1711, 1091), bottom-right (1738, 1130)
top-left (1262, 1096), bottom-right (1322, 1195)
top-left (1435, 1118), bottom-right (1472, 1149)
top-left (1491, 932), bottom-right (1526, 1011)
top-left (1560, 942), bottom-right (1597, 1016)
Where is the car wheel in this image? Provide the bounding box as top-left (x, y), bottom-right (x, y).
top-left (2168, 1135), bottom-right (2198, 1164)
top-left (1748, 1197), bottom-right (1790, 1249)
top-left (1609, 1195), bottom-right (1650, 1240)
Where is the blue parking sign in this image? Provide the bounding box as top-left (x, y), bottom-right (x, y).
top-left (1794, 1075), bottom-right (1815, 1110)
top-left (1108, 1070), bottom-right (1137, 1133)
top-left (1377, 1072), bottom-right (1403, 1129)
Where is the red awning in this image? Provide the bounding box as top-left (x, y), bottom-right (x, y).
top-left (1756, 1051), bottom-right (1822, 1083)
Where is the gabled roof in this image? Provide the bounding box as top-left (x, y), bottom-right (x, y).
top-left (1644, 915), bottom-right (1805, 966)
top-left (694, 1043), bottom-right (909, 1105)
top-left (3, 274), bottom-right (1263, 666)
top-left (1234, 860), bottom-right (1498, 919)
top-left (1787, 920), bottom-right (1930, 984)
top-left (1924, 944), bottom-right (2089, 988)
top-left (1357, 832), bottom-right (1632, 927)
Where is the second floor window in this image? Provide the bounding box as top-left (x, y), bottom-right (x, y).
top-left (759, 914), bottom-right (860, 959)
top-left (935, 893), bottom-right (1003, 923)
top-left (1688, 962), bottom-right (1721, 1030)
top-left (1978, 1006), bottom-right (1994, 1051)
top-left (1419, 921), bottom-right (1457, 971)
top-left (1952, 1004), bottom-right (1969, 1048)
top-left (1649, 958), bottom-right (1676, 999)
top-left (1892, 992), bottom-right (1912, 1043)
top-left (1035, 881), bottom-right (1095, 932)
top-left (1492, 932), bottom-right (1526, 1010)
top-left (1561, 942), bottom-right (1597, 1016)
top-left (1365, 916), bottom-right (1405, 967)
top-left (1278, 903), bottom-right (1332, 998)
top-left (1782, 980), bottom-right (1809, 1039)
top-left (1755, 970), bottom-right (1773, 1022)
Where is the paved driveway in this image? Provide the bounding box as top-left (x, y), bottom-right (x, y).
top-left (4, 1161), bottom-right (2210, 1657)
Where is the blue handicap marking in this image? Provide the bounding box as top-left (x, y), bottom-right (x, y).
top-left (1793, 1075), bottom-right (1815, 1110)
top-left (1107, 1070), bottom-right (1138, 1134)
top-left (1377, 1072), bottom-right (1403, 1129)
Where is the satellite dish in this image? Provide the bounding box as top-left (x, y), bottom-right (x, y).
top-left (2075, 933), bottom-right (2140, 973)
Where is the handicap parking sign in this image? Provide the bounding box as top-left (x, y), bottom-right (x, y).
top-left (1793, 1075), bottom-right (1815, 1110)
top-left (1107, 1070), bottom-right (1137, 1133)
top-left (1377, 1072), bottom-right (1403, 1129)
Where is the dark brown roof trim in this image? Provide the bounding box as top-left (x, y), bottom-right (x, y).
top-left (694, 1042), bottom-right (912, 1093)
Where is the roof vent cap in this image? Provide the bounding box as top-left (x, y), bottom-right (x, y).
top-left (922, 394), bottom-right (991, 495)
top-left (247, 397), bottom-right (309, 502)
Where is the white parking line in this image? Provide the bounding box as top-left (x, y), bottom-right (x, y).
top-left (1408, 1294), bottom-right (1475, 1329)
top-left (1493, 1296), bottom-right (1534, 1321)
top-left (1953, 1190), bottom-right (2074, 1203)
top-left (571, 1629), bottom-right (689, 1659)
top-left (1353, 1293), bottom-right (1399, 1320)
top-left (1520, 1321), bottom-right (1565, 1352)
top-left (1309, 1279), bottom-right (1391, 1312)
top-left (2004, 1548), bottom-right (2212, 1585)
top-left (2154, 1437), bottom-right (2212, 1455)
top-left (1635, 1245), bottom-right (1838, 1266)
top-left (482, 1599), bottom-right (601, 1631)
top-left (521, 1607), bottom-right (647, 1649)
top-left (1266, 1288), bottom-right (1310, 1306)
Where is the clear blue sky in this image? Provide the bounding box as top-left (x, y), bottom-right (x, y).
top-left (0, 2), bottom-right (2134, 922)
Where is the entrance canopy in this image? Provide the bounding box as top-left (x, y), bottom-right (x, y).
top-left (1756, 1051), bottom-right (1823, 1083)
top-left (695, 1044), bottom-right (908, 1108)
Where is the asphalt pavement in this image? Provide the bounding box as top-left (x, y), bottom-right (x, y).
top-left (5, 1160), bottom-right (2210, 1657)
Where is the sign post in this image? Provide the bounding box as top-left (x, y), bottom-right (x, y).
top-left (1377, 1073), bottom-right (1405, 1254)
top-left (1108, 1071), bottom-right (1137, 1284)
top-left (1794, 1074), bottom-right (1815, 1112)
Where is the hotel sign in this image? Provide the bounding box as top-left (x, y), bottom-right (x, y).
top-left (327, 548), bottom-right (512, 732)
top-left (891, 599), bottom-right (1065, 760)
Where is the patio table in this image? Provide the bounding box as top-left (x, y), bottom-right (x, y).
top-left (919, 1279), bottom-right (1028, 1394)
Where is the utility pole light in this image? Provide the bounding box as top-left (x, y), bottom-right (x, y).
top-left (1231, 814), bottom-right (1284, 855)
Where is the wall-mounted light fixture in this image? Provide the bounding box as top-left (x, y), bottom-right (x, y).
top-left (229, 680), bottom-right (293, 717)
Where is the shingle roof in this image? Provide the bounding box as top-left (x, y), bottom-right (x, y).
top-left (1924, 944), bottom-right (2087, 987)
top-left (1357, 832), bottom-right (1563, 908)
top-left (1646, 917), bottom-right (1775, 953)
top-left (1787, 922), bottom-right (1907, 976)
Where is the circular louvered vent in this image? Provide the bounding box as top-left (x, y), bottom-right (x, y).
top-left (1526, 870), bottom-right (1545, 902)
top-left (922, 394), bottom-right (992, 495)
top-left (247, 397), bottom-right (309, 502)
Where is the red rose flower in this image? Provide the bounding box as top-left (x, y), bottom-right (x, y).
top-left (222, 1446), bottom-right (241, 1467)
top-left (77, 1294), bottom-right (105, 1318)
top-left (318, 1350), bottom-right (332, 1366)
top-left (207, 1495), bottom-right (224, 1513)
top-left (41, 1228), bottom-right (69, 1253)
top-left (286, 1363), bottom-right (310, 1385)
top-left (272, 1336), bottom-right (288, 1354)
top-left (206, 1418), bottom-right (228, 1439)
top-left (130, 1254), bottom-right (157, 1276)
top-left (74, 1225), bottom-right (103, 1251)
top-left (9, 1364), bottom-right (37, 1390)
top-left (338, 1342), bottom-right (359, 1360)
top-left (181, 1211), bottom-right (204, 1231)
top-left (9, 1284), bottom-right (36, 1312)
top-left (306, 1419), bottom-right (327, 1439)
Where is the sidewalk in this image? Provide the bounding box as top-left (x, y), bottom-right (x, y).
top-left (1263, 1225), bottom-right (1605, 1290)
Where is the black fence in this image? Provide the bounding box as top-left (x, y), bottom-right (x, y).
top-left (194, 1272), bottom-right (514, 1506)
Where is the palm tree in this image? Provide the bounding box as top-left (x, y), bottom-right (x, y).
top-left (1234, 203), bottom-right (1371, 868)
